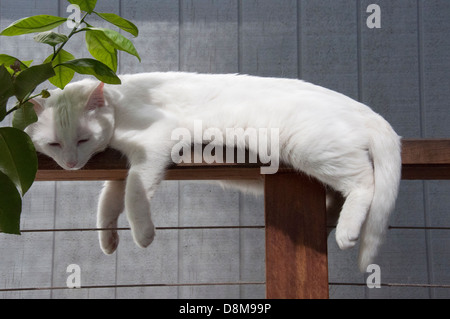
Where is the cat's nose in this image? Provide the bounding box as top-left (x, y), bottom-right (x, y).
top-left (66, 161), bottom-right (78, 168)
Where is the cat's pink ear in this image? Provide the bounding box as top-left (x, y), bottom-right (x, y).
top-left (29, 98), bottom-right (45, 116)
top-left (86, 82), bottom-right (105, 111)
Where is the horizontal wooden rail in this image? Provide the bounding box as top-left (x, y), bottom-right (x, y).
top-left (33, 138), bottom-right (450, 299)
top-left (35, 139), bottom-right (450, 181)
top-left (401, 139), bottom-right (450, 179)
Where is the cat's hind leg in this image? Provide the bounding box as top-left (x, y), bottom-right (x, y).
top-left (97, 180), bottom-right (125, 254)
top-left (284, 138), bottom-right (374, 250)
top-left (334, 166), bottom-right (374, 250)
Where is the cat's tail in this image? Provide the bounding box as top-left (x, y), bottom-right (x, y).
top-left (358, 114), bottom-right (402, 272)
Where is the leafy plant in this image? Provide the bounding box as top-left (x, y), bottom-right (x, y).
top-left (0, 0), bottom-right (140, 234)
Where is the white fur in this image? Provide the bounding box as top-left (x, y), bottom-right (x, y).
top-left (25, 72), bottom-right (402, 271)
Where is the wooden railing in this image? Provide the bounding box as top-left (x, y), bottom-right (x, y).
top-left (35, 139), bottom-right (450, 299)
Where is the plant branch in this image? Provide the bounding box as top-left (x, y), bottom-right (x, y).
top-left (52, 12), bottom-right (89, 61)
top-left (5, 92), bottom-right (44, 117)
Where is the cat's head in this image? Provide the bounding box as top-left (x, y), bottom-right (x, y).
top-left (25, 80), bottom-right (114, 170)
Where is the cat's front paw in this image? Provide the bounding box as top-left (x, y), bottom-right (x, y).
top-left (335, 224), bottom-right (359, 250)
top-left (132, 223), bottom-right (155, 248)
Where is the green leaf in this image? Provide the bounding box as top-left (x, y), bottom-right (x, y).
top-left (94, 12), bottom-right (139, 37)
top-left (0, 64), bottom-right (14, 121)
top-left (57, 58), bottom-right (121, 84)
top-left (0, 100), bottom-right (6, 122)
top-left (12, 102), bottom-right (38, 131)
top-left (22, 60), bottom-right (33, 68)
top-left (84, 27), bottom-right (141, 62)
top-left (34, 31), bottom-right (68, 47)
top-left (14, 63), bottom-right (55, 101)
top-left (40, 89), bottom-right (51, 99)
top-left (0, 54), bottom-right (31, 75)
top-left (0, 127), bottom-right (38, 196)
top-left (44, 50), bottom-right (75, 89)
top-left (68, 0), bottom-right (97, 14)
top-left (0, 64), bottom-right (14, 97)
top-left (0, 170), bottom-right (22, 235)
top-left (85, 29), bottom-right (117, 72)
top-left (0, 15), bottom-right (68, 36)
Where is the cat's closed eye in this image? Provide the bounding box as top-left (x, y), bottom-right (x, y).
top-left (77, 138), bottom-right (90, 145)
top-left (48, 142), bottom-right (61, 148)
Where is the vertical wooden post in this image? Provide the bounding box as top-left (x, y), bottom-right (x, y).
top-left (264, 172), bottom-right (328, 299)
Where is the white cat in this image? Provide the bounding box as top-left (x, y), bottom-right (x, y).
top-left (25, 72), bottom-right (402, 271)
